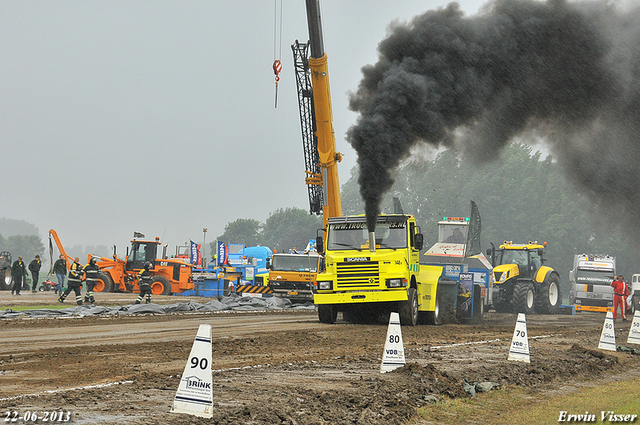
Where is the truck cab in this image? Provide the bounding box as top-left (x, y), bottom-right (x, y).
top-left (268, 252), bottom-right (321, 301)
top-left (314, 214), bottom-right (455, 326)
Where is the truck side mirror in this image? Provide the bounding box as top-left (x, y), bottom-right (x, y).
top-left (266, 258), bottom-right (271, 269)
top-left (414, 233), bottom-right (424, 251)
top-left (316, 236), bottom-right (324, 253)
top-left (486, 248), bottom-right (491, 256)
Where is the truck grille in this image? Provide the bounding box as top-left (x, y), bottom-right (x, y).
top-left (494, 271), bottom-right (503, 282)
top-left (336, 261), bottom-right (379, 288)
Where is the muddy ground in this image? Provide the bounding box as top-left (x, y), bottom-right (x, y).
top-left (0, 291), bottom-right (638, 424)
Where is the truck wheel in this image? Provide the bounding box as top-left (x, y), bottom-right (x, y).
top-left (423, 288), bottom-right (444, 325)
top-left (94, 273), bottom-right (114, 293)
top-left (511, 281), bottom-right (535, 314)
top-left (150, 276), bottom-right (172, 295)
top-left (536, 273), bottom-right (561, 314)
top-left (318, 304), bottom-right (337, 324)
top-left (399, 287), bottom-right (418, 326)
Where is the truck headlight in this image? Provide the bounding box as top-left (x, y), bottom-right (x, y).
top-left (499, 272), bottom-right (509, 283)
top-left (317, 281), bottom-right (333, 290)
top-left (386, 278), bottom-right (407, 288)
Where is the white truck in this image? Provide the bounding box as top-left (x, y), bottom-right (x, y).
top-left (569, 254), bottom-right (615, 312)
top-left (630, 274), bottom-right (640, 314)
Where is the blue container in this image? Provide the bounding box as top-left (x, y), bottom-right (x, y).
top-left (175, 274), bottom-right (228, 297)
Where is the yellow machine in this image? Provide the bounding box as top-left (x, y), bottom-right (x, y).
top-left (487, 241), bottom-right (561, 314)
top-left (314, 214), bottom-right (456, 326)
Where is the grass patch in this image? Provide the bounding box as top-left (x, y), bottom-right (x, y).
top-left (414, 376), bottom-right (640, 424)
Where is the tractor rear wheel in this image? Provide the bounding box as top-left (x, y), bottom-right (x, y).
top-left (536, 273), bottom-right (561, 314)
top-left (94, 273), bottom-right (114, 293)
top-left (150, 276), bottom-right (171, 295)
top-left (511, 281), bottom-right (535, 314)
top-left (318, 304), bottom-right (337, 324)
top-left (399, 287), bottom-right (419, 326)
top-left (0, 271), bottom-right (10, 290)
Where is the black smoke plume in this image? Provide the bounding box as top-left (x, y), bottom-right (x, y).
top-left (347, 0), bottom-right (640, 234)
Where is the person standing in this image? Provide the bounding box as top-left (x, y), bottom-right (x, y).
top-left (53, 255), bottom-right (67, 295)
top-left (611, 275), bottom-right (627, 321)
top-left (28, 255), bottom-right (42, 293)
top-left (11, 256), bottom-right (27, 295)
top-left (83, 257), bottom-right (100, 304)
top-left (135, 261), bottom-right (152, 304)
top-left (58, 257), bottom-right (84, 305)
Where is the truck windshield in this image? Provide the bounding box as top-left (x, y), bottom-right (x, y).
top-left (271, 255), bottom-right (319, 272)
top-left (229, 245), bottom-right (244, 254)
top-left (575, 270), bottom-right (613, 285)
top-left (438, 224), bottom-right (468, 243)
top-left (327, 221), bottom-right (406, 250)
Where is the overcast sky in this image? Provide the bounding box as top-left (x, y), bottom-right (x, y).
top-left (1, 0), bottom-right (486, 254)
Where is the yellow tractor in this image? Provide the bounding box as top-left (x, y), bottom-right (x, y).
top-left (487, 241), bottom-right (561, 314)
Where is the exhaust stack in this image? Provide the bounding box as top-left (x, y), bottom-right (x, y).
top-left (369, 232), bottom-right (376, 252)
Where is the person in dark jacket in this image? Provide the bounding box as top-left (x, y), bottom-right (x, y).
top-left (135, 261), bottom-right (153, 304)
top-left (11, 256), bottom-right (27, 295)
top-left (28, 255), bottom-right (42, 293)
top-left (58, 257), bottom-right (84, 305)
top-left (83, 257), bottom-right (100, 304)
top-left (52, 255), bottom-right (67, 295)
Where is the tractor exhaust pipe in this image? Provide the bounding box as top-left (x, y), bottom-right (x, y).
top-left (369, 232), bottom-right (376, 252)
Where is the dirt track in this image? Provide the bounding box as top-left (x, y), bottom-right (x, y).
top-left (1, 291), bottom-right (639, 424)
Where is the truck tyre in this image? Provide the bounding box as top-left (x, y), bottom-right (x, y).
top-left (150, 276), bottom-right (172, 295)
top-left (318, 304), bottom-right (337, 324)
top-left (511, 281), bottom-right (535, 314)
top-left (399, 287), bottom-right (419, 326)
top-left (94, 273), bottom-right (114, 293)
top-left (536, 273), bottom-right (561, 314)
top-left (423, 288), bottom-right (444, 325)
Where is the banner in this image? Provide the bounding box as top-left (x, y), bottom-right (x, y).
top-left (217, 241), bottom-right (228, 266)
top-left (190, 240), bottom-right (202, 266)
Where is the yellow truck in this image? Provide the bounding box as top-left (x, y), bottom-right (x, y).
top-left (314, 214), bottom-right (466, 326)
top-left (268, 251), bottom-right (321, 302)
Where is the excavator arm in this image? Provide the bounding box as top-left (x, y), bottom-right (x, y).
top-left (48, 229), bottom-right (74, 273)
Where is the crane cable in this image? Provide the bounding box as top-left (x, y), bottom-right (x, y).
top-left (273, 0), bottom-right (283, 108)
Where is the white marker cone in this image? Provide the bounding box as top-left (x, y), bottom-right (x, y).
top-left (507, 313), bottom-right (530, 363)
top-left (380, 312), bottom-right (405, 373)
top-left (627, 310), bottom-right (640, 345)
top-left (171, 324), bottom-right (213, 418)
top-left (598, 311), bottom-right (616, 351)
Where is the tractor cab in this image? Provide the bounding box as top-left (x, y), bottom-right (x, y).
top-left (126, 238), bottom-right (160, 271)
top-left (490, 242), bottom-right (545, 283)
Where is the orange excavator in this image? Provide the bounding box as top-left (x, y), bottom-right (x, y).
top-left (48, 229), bottom-right (194, 295)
